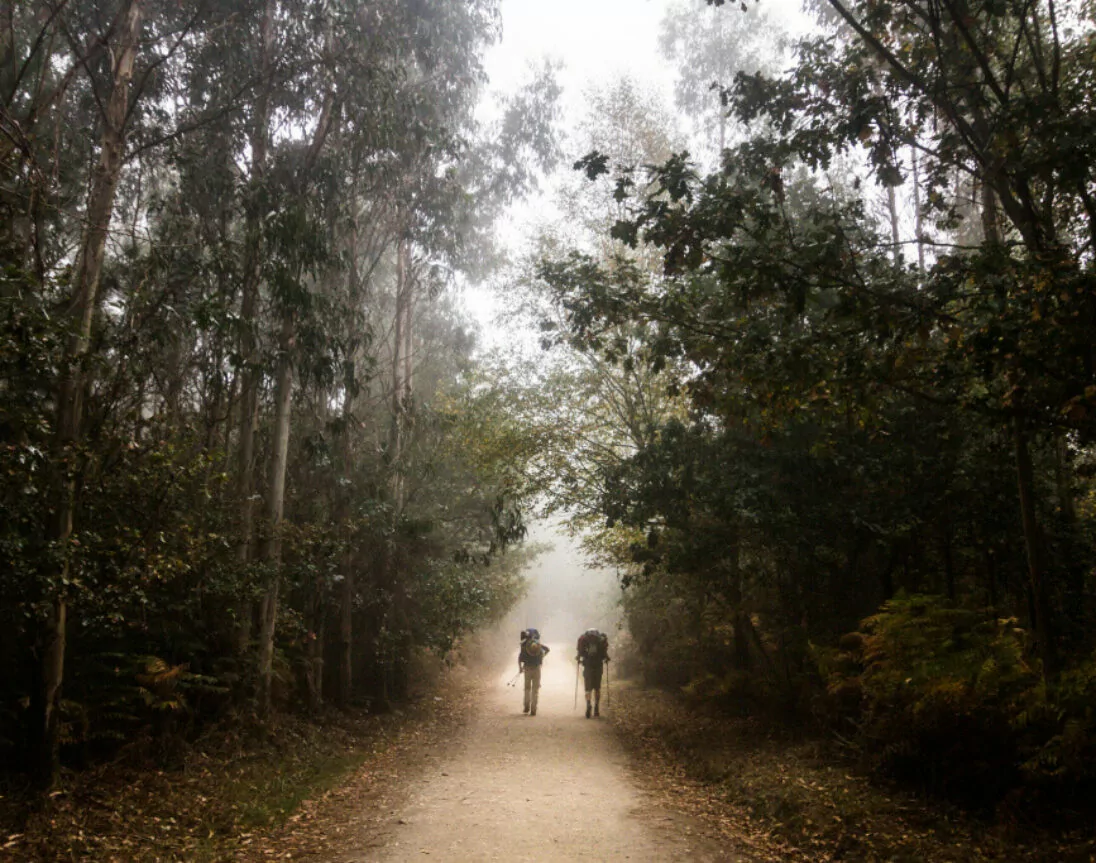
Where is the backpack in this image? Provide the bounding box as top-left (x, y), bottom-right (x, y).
top-left (522, 638), bottom-right (545, 665)
top-left (578, 629), bottom-right (607, 661)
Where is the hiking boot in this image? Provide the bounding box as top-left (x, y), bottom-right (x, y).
top-left (585, 702), bottom-right (591, 719)
top-left (594, 704), bottom-right (600, 717)
top-left (530, 708), bottom-right (536, 716)
top-left (523, 706), bottom-right (529, 714)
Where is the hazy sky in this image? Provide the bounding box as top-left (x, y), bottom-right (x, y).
top-left (508, 518), bottom-right (623, 647)
top-left (471, 2), bottom-right (750, 625)
top-left (464, 0), bottom-right (806, 338)
top-left (463, 2), bottom-right (684, 345)
top-left (484, 0), bottom-right (677, 119)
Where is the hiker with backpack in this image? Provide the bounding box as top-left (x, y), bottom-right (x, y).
top-left (576, 628), bottom-right (610, 718)
top-left (518, 628), bottom-right (550, 716)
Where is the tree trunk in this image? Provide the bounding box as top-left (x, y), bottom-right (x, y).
top-left (886, 182), bottom-right (900, 266)
top-left (1013, 416), bottom-right (1058, 678)
top-left (303, 576), bottom-right (325, 714)
top-left (256, 313), bottom-right (295, 713)
top-left (389, 237), bottom-right (410, 510)
top-left (37, 0), bottom-right (143, 789)
top-left (981, 179), bottom-right (1001, 246)
top-left (1054, 434), bottom-right (1077, 523)
top-left (337, 544), bottom-right (354, 707)
top-left (335, 223), bottom-right (360, 709)
top-left (984, 545), bottom-right (997, 608)
top-left (941, 525), bottom-right (956, 602)
top-left (726, 529), bottom-right (750, 672)
top-left (910, 146), bottom-right (925, 270)
top-left (336, 394), bottom-right (355, 708)
top-left (233, 0), bottom-right (276, 657)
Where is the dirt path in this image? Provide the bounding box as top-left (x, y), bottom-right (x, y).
top-left (346, 644), bottom-right (746, 862)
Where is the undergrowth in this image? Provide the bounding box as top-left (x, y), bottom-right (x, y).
top-left (0, 709), bottom-right (381, 862)
top-left (816, 594), bottom-right (1096, 814)
top-left (609, 681), bottom-right (1096, 862)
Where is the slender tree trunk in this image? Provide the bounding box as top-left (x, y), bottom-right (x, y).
top-left (981, 179), bottom-right (1001, 247)
top-left (910, 146), bottom-right (925, 270)
top-left (403, 263), bottom-right (414, 406)
top-left (389, 237), bottom-right (410, 509)
top-left (1013, 416), bottom-right (1058, 678)
top-left (1052, 432), bottom-right (1085, 628)
top-left (886, 182), bottom-right (901, 266)
top-left (984, 546), bottom-right (998, 608)
top-left (879, 543), bottom-right (898, 600)
top-left (233, 0), bottom-right (276, 656)
top-left (336, 386), bottom-right (355, 708)
top-left (726, 528), bottom-right (751, 671)
top-left (256, 313), bottom-right (295, 712)
top-left (303, 575), bottom-right (325, 714)
top-left (941, 525), bottom-right (956, 602)
top-left (980, 178), bottom-right (1057, 674)
top-left (1054, 434), bottom-right (1076, 523)
top-left (337, 545), bottom-right (354, 707)
top-left (37, 0), bottom-right (143, 789)
top-left (335, 222), bottom-right (361, 709)
top-left (380, 238), bottom-right (413, 703)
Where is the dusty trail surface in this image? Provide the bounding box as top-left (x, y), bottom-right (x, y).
top-left (357, 643), bottom-right (744, 862)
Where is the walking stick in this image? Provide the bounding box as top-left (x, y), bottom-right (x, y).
top-left (574, 660), bottom-right (579, 711)
top-left (507, 670), bottom-right (521, 687)
top-left (606, 660), bottom-right (610, 708)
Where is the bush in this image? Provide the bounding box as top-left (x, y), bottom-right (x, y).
top-left (819, 595), bottom-right (1096, 815)
top-left (1017, 653), bottom-right (1096, 792)
top-left (820, 595), bottom-right (1038, 805)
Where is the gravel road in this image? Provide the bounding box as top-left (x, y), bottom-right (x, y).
top-left (360, 643), bottom-right (745, 862)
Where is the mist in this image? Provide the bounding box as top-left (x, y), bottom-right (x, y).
top-left (506, 519), bottom-right (622, 653)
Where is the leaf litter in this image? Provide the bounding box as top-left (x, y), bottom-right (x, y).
top-left (608, 682), bottom-right (1096, 863)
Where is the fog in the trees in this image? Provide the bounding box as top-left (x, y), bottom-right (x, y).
top-left (507, 520), bottom-right (622, 650)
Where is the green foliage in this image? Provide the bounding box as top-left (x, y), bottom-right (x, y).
top-left (848, 596), bottom-right (1036, 708)
top-left (0, 0), bottom-right (557, 784)
top-left (527, 0), bottom-right (1096, 816)
top-left (822, 597), bottom-right (1096, 806)
top-left (63, 654), bottom-right (227, 746)
top-left (1018, 653), bottom-right (1096, 787)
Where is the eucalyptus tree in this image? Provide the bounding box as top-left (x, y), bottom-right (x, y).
top-left (0, 0), bottom-right (259, 788)
top-left (0, 0), bottom-right (560, 787)
top-left (659, 0), bottom-right (782, 157)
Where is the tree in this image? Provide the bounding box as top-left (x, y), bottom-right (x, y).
top-left (530, 0), bottom-right (1096, 744)
top-left (659, 0), bottom-right (782, 157)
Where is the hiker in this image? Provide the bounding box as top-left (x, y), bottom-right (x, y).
top-left (576, 628), bottom-right (610, 718)
top-left (518, 629), bottom-right (550, 716)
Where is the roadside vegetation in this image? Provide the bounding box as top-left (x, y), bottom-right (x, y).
top-left (0, 0), bottom-right (555, 804)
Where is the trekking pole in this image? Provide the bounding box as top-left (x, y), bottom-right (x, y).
top-left (507, 670), bottom-right (521, 687)
top-left (574, 660), bottom-right (579, 711)
top-left (606, 660), bottom-right (610, 708)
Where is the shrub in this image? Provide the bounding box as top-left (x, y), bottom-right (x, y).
top-left (821, 595), bottom-right (1038, 806)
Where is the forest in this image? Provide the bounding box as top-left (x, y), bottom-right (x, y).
top-left (2, 0), bottom-right (1096, 855)
top-left (0, 0), bottom-right (558, 791)
top-left (536, 0), bottom-right (1096, 813)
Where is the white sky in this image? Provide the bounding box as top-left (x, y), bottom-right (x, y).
top-left (484, 0), bottom-right (677, 121)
